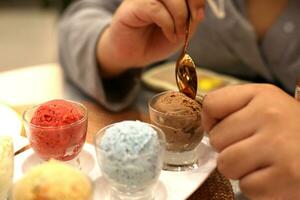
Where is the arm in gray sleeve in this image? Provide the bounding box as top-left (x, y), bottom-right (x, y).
top-left (59, 0), bottom-right (141, 112)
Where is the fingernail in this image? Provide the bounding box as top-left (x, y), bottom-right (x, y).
top-left (196, 8), bottom-right (205, 21)
top-left (178, 29), bottom-right (185, 38)
top-left (171, 34), bottom-right (178, 43)
top-left (191, 11), bottom-right (197, 22)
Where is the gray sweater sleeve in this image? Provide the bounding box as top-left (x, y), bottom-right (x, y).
top-left (58, 0), bottom-right (141, 112)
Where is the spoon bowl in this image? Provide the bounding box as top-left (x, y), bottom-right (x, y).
top-left (176, 54), bottom-right (197, 99)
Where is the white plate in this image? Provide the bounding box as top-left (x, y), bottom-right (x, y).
top-left (14, 139), bottom-right (217, 200)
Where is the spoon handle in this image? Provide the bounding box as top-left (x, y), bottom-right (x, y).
top-left (183, 6), bottom-right (191, 55)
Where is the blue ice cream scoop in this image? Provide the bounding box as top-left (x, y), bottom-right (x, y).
top-left (95, 121), bottom-right (165, 192)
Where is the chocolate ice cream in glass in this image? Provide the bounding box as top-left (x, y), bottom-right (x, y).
top-left (23, 99), bottom-right (88, 161)
top-left (149, 91), bottom-right (204, 171)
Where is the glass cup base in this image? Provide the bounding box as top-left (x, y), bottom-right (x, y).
top-left (163, 146), bottom-right (200, 171)
top-left (109, 186), bottom-right (154, 200)
top-left (163, 162), bottom-right (199, 171)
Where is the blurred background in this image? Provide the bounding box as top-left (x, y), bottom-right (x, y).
top-left (0, 0), bottom-right (73, 72)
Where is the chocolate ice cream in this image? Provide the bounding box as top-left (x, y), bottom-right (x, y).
top-left (149, 91), bottom-right (203, 152)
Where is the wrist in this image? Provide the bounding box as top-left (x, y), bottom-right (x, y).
top-left (97, 27), bottom-right (137, 78)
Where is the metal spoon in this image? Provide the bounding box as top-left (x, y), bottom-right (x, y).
top-left (175, 8), bottom-right (197, 99)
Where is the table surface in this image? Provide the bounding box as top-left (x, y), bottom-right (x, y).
top-left (0, 63), bottom-right (84, 106)
top-left (1, 63), bottom-right (244, 199)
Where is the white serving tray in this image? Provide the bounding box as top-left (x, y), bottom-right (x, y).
top-left (13, 137), bottom-right (217, 200)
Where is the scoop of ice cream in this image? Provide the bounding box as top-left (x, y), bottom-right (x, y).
top-left (12, 160), bottom-right (92, 200)
top-left (31, 99), bottom-right (83, 127)
top-left (97, 121), bottom-right (163, 190)
top-left (0, 137), bottom-right (13, 200)
top-left (152, 91), bottom-right (201, 116)
top-left (150, 91), bottom-right (203, 151)
top-left (27, 99), bottom-right (87, 161)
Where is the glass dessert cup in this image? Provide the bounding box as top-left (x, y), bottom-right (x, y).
top-left (148, 92), bottom-right (204, 171)
top-left (94, 122), bottom-right (165, 200)
top-left (0, 137), bottom-right (14, 200)
top-left (23, 100), bottom-right (88, 161)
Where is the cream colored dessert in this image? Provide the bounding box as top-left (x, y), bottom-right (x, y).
top-left (0, 136), bottom-right (14, 200)
top-left (12, 160), bottom-right (92, 200)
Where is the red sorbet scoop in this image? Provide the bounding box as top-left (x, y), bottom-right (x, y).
top-left (31, 99), bottom-right (83, 126)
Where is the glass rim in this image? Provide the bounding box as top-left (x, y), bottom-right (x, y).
top-left (22, 99), bottom-right (88, 130)
top-left (148, 91), bottom-right (202, 117)
top-left (94, 121), bottom-right (166, 156)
